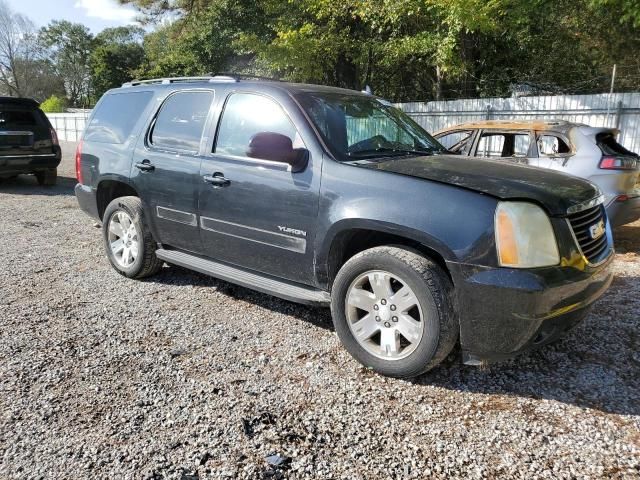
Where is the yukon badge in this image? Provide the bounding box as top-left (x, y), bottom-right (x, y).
top-left (589, 220), bottom-right (605, 240)
top-left (278, 226), bottom-right (307, 237)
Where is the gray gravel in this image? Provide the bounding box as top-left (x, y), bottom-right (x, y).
top-left (1, 141), bottom-right (639, 479)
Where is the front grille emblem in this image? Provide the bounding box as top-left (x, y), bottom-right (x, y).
top-left (589, 220), bottom-right (605, 240)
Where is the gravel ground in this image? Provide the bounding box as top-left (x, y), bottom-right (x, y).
top-left (0, 141), bottom-right (639, 479)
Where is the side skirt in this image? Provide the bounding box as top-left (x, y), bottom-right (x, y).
top-left (155, 248), bottom-right (330, 307)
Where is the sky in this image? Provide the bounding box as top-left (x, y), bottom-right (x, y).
top-left (5, 0), bottom-right (139, 33)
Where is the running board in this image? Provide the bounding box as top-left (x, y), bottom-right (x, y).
top-left (155, 249), bottom-right (330, 306)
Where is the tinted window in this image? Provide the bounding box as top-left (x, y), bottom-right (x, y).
top-left (85, 91), bottom-right (153, 144)
top-left (0, 108), bottom-right (41, 129)
top-left (215, 93), bottom-right (303, 158)
top-left (151, 90), bottom-right (214, 152)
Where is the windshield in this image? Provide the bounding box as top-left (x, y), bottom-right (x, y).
top-left (296, 92), bottom-right (444, 161)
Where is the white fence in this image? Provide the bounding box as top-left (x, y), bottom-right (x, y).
top-left (398, 92), bottom-right (640, 153)
top-left (46, 112), bottom-right (90, 142)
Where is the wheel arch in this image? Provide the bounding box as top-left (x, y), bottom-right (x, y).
top-left (318, 220), bottom-right (455, 290)
top-left (96, 177), bottom-right (140, 220)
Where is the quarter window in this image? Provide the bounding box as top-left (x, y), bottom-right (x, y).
top-left (85, 91), bottom-right (154, 144)
top-left (538, 135), bottom-right (570, 156)
top-left (151, 90), bottom-right (214, 152)
top-left (215, 93), bottom-right (303, 159)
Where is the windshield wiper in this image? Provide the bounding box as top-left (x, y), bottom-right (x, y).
top-left (347, 147), bottom-right (435, 158)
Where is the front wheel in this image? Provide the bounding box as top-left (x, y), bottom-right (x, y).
top-left (102, 196), bottom-right (163, 279)
top-left (331, 246), bottom-right (458, 378)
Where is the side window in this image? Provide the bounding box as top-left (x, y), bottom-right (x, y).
top-left (85, 91), bottom-right (154, 144)
top-left (437, 130), bottom-right (473, 154)
top-left (476, 133), bottom-right (506, 157)
top-left (215, 93), bottom-right (304, 159)
top-left (150, 90), bottom-right (214, 152)
top-left (538, 135), bottom-right (570, 156)
top-left (477, 132), bottom-right (531, 157)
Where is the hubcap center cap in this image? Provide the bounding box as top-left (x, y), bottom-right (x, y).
top-left (378, 304), bottom-right (391, 323)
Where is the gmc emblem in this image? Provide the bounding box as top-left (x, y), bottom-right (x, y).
top-left (589, 220), bottom-right (605, 240)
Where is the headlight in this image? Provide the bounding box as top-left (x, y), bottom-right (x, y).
top-left (495, 201), bottom-right (560, 268)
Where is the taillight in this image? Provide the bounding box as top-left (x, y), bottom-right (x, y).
top-left (599, 156), bottom-right (638, 170)
top-left (50, 127), bottom-right (59, 146)
top-left (616, 194), bottom-right (630, 202)
top-left (75, 141), bottom-right (83, 184)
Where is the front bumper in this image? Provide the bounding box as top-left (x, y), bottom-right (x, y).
top-left (606, 194), bottom-right (640, 227)
top-left (448, 253), bottom-right (614, 364)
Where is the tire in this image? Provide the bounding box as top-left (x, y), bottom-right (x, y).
top-left (330, 246), bottom-right (458, 378)
top-left (102, 196), bottom-right (163, 279)
top-left (35, 168), bottom-right (57, 186)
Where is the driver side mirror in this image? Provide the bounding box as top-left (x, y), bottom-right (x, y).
top-left (247, 132), bottom-right (309, 173)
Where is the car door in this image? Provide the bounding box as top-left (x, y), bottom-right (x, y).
top-left (472, 130), bottom-right (536, 166)
top-left (198, 91), bottom-right (321, 285)
top-left (130, 89), bottom-right (215, 254)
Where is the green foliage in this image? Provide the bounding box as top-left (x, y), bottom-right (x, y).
top-left (91, 26), bottom-right (145, 98)
top-left (117, 0), bottom-right (640, 100)
top-left (39, 20), bottom-right (94, 107)
top-left (40, 94), bottom-right (67, 113)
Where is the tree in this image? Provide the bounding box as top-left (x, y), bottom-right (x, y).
top-left (40, 94), bottom-right (67, 113)
top-left (91, 26), bottom-right (145, 98)
top-left (0, 0), bottom-right (38, 96)
top-left (39, 21), bottom-right (94, 107)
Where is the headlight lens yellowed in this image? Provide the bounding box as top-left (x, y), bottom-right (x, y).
top-left (495, 202), bottom-right (560, 268)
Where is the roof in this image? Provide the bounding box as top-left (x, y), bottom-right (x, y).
top-left (118, 75), bottom-right (369, 97)
top-left (434, 120), bottom-right (582, 135)
top-left (0, 96), bottom-right (39, 107)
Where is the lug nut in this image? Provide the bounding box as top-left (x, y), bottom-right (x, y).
top-left (381, 299), bottom-right (387, 305)
top-left (392, 316), bottom-right (398, 322)
top-left (375, 316), bottom-right (380, 321)
top-left (390, 305), bottom-right (396, 311)
top-left (384, 322), bottom-right (391, 328)
top-left (373, 304), bottom-right (379, 310)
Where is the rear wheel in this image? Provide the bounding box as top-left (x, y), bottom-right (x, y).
top-left (331, 246), bottom-right (458, 378)
top-left (35, 168), bottom-right (57, 186)
top-left (102, 196), bottom-right (163, 279)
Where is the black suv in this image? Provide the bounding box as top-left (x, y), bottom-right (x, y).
top-left (75, 76), bottom-right (613, 377)
top-left (0, 97), bottom-right (61, 185)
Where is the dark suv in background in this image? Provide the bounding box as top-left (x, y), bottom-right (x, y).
top-left (0, 97), bottom-right (61, 185)
top-left (75, 75), bottom-right (613, 378)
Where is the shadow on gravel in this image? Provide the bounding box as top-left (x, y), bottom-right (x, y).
top-left (613, 223), bottom-right (640, 254)
top-left (0, 174), bottom-right (77, 196)
top-left (146, 264), bottom-right (334, 331)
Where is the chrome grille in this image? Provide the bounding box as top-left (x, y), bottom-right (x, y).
top-left (567, 204), bottom-right (609, 263)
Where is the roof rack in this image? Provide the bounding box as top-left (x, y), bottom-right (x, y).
top-left (122, 73), bottom-right (282, 88)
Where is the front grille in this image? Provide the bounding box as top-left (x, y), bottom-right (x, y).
top-left (567, 204), bottom-right (609, 263)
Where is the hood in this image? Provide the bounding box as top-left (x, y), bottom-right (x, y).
top-left (359, 154), bottom-right (600, 216)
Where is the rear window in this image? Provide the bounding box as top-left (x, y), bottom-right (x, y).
top-left (0, 107), bottom-right (42, 129)
top-left (85, 91), bottom-right (154, 144)
top-left (596, 132), bottom-right (636, 157)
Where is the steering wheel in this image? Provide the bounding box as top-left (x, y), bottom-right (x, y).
top-left (347, 135), bottom-right (391, 154)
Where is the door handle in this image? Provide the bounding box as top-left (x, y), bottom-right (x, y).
top-left (203, 172), bottom-right (230, 187)
top-left (135, 160), bottom-right (155, 172)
